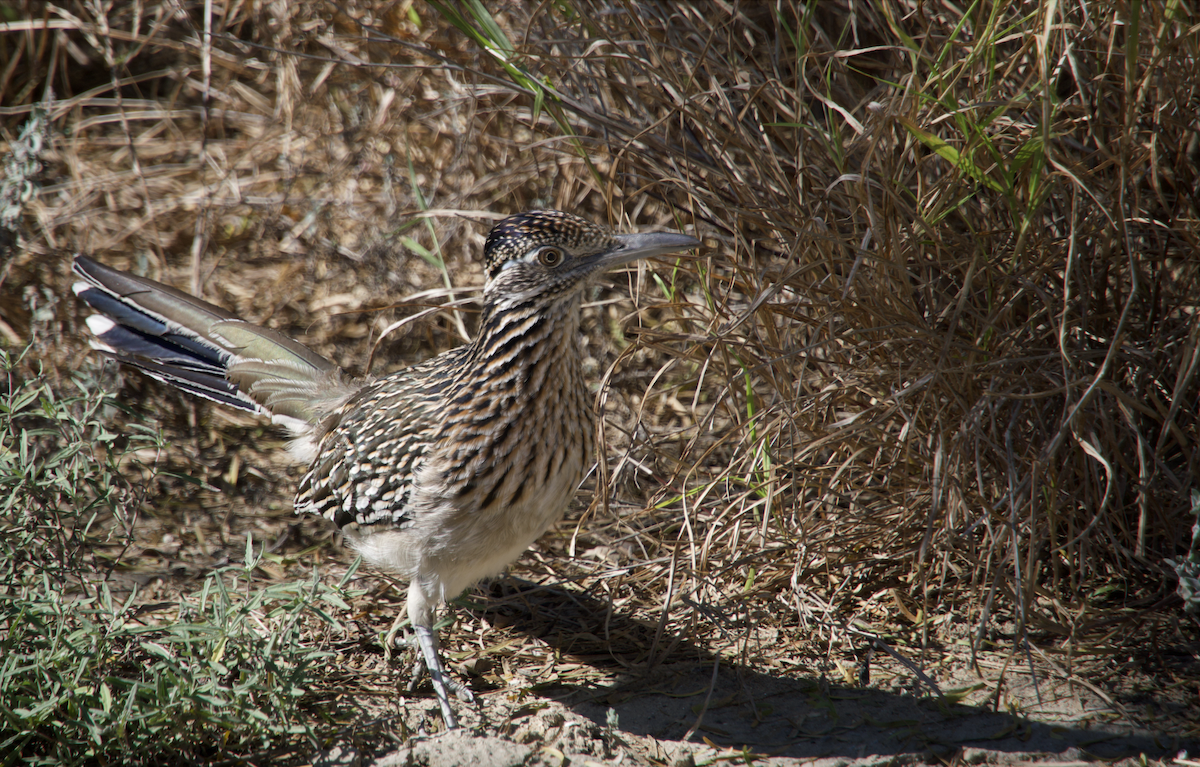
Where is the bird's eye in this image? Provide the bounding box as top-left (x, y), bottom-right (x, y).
top-left (537, 247), bottom-right (564, 267)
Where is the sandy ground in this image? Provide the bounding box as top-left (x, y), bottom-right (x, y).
top-left (316, 656), bottom-right (1196, 766)
top-left (299, 578), bottom-right (1197, 767)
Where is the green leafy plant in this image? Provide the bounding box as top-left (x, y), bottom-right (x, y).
top-left (0, 348), bottom-right (363, 765)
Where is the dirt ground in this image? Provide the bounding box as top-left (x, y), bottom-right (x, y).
top-left (311, 593), bottom-right (1198, 766)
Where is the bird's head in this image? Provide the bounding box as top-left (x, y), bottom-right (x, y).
top-left (482, 210), bottom-right (699, 306)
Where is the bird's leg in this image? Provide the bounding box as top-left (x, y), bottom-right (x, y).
top-left (405, 582), bottom-right (474, 729)
top-left (385, 599), bottom-right (476, 705)
top-left (414, 622), bottom-right (473, 728)
top-left (411, 622), bottom-right (457, 728)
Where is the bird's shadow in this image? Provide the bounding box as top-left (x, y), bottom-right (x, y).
top-left (462, 577), bottom-right (1195, 760)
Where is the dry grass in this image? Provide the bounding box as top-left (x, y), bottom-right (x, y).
top-left (3, 0), bottom-right (1199, 758)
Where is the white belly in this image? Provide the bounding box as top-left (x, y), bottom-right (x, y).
top-left (347, 443), bottom-right (586, 602)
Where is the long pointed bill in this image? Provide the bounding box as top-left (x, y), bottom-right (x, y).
top-left (594, 231), bottom-right (702, 270)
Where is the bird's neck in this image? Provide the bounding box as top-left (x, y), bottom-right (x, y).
top-left (468, 294), bottom-right (584, 378)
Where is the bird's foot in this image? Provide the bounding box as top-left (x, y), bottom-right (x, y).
top-left (383, 613), bottom-right (406, 663)
top-left (386, 620), bottom-right (475, 702)
top-left (408, 655), bottom-right (475, 702)
top-left (387, 623), bottom-right (475, 728)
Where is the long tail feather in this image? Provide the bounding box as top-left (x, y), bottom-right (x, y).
top-left (72, 256), bottom-right (356, 426)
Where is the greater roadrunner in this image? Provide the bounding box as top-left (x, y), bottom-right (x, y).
top-left (72, 210), bottom-right (699, 728)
